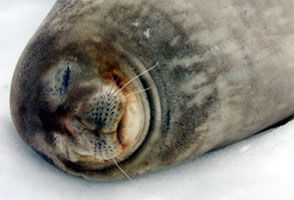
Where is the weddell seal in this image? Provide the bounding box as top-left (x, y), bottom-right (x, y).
top-left (10, 0), bottom-right (294, 180)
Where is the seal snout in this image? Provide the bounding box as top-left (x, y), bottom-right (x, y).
top-left (60, 84), bottom-right (127, 163)
top-left (80, 91), bottom-right (125, 133)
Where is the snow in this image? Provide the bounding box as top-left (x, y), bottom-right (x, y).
top-left (0, 1), bottom-right (294, 199)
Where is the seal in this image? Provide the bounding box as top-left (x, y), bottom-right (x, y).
top-left (10, 0), bottom-right (294, 180)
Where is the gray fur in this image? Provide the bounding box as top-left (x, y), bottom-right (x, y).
top-left (10, 0), bottom-right (294, 180)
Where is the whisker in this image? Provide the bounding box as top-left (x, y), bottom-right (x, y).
top-left (115, 62), bottom-right (159, 95)
top-left (100, 78), bottom-right (121, 111)
top-left (99, 70), bottom-right (107, 93)
top-left (125, 86), bottom-right (152, 98)
top-left (107, 76), bottom-right (120, 98)
top-left (112, 158), bottom-right (135, 184)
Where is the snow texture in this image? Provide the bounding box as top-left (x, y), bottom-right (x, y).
top-left (0, 1), bottom-right (293, 199)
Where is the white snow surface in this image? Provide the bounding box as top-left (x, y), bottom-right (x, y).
top-left (0, 1), bottom-right (294, 200)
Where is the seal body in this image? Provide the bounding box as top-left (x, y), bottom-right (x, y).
top-left (10, 0), bottom-right (294, 180)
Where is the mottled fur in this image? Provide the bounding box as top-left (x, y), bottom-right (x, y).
top-left (10, 0), bottom-right (294, 180)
